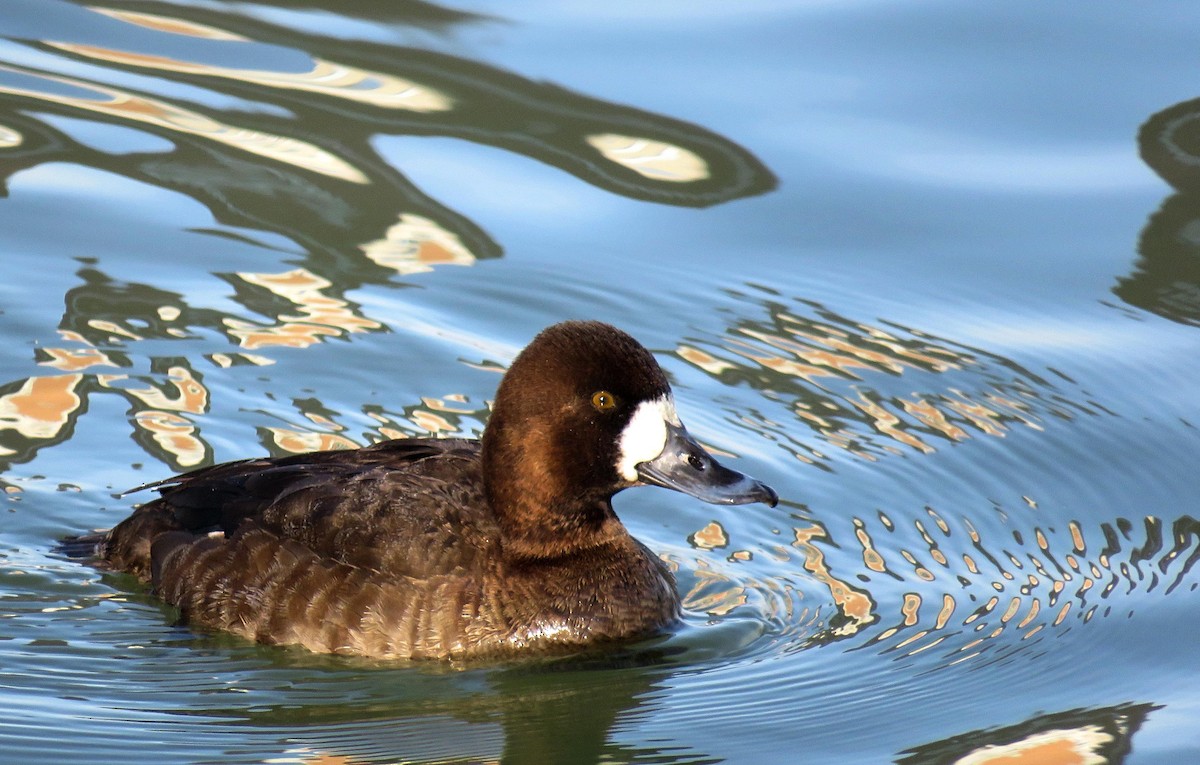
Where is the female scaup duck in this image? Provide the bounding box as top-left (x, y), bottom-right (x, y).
top-left (86, 321), bottom-right (777, 660)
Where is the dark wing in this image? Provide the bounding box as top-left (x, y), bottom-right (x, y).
top-left (102, 438), bottom-right (497, 581)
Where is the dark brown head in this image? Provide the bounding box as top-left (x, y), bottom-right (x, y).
top-left (482, 321), bottom-right (777, 559)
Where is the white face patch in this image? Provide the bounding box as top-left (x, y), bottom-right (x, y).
top-left (616, 395), bottom-right (680, 481)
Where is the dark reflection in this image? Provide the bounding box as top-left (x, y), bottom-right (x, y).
top-left (244, 0), bottom-right (491, 28)
top-left (1117, 98), bottom-right (1200, 325)
top-left (896, 702), bottom-right (1158, 765)
top-left (72, 0), bottom-right (775, 206)
top-left (186, 654), bottom-right (712, 765)
top-left (61, 266), bottom-right (225, 344)
top-left (0, 90), bottom-right (497, 291)
top-left (1138, 98), bottom-right (1200, 193)
top-left (0, 0), bottom-right (775, 473)
top-left (0, 0), bottom-right (774, 287)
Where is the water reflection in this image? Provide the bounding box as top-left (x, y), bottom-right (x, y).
top-left (0, 351), bottom-right (215, 472)
top-left (0, 558), bottom-right (704, 765)
top-left (0, 260), bottom-right (493, 470)
top-left (667, 500), bottom-right (1200, 665)
top-left (11, 253), bottom-right (1199, 669)
top-left (1117, 97), bottom-right (1200, 325)
top-left (0, 0), bottom-right (775, 472)
top-left (0, 0), bottom-right (774, 286)
top-left (677, 295), bottom-right (1082, 467)
top-left (669, 295), bottom-right (1200, 664)
top-left (0, 83), bottom-right (494, 289)
top-left (0, 340), bottom-right (490, 473)
top-left (841, 506), bottom-right (1200, 666)
top-left (176, 657), bottom-right (706, 765)
top-left (897, 703), bottom-right (1157, 765)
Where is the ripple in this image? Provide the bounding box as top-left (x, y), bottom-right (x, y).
top-left (675, 295), bottom-right (1089, 471)
top-left (672, 499), bottom-right (1200, 678)
top-left (628, 290), bottom-right (1200, 680)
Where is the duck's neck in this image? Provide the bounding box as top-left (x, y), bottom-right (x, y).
top-left (482, 430), bottom-right (627, 561)
top-left (499, 495), bottom-right (627, 561)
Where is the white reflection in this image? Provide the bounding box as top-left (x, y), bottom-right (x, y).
top-left (586, 133), bottom-right (710, 182)
top-left (53, 41), bottom-right (454, 113)
top-left (0, 64), bottom-right (368, 183)
top-left (954, 726), bottom-right (1113, 765)
top-left (0, 123), bottom-right (21, 147)
top-left (70, 7), bottom-right (454, 113)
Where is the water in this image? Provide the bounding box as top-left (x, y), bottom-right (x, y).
top-left (2, 2), bottom-right (1199, 763)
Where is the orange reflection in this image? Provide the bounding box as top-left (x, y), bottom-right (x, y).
top-left (0, 374), bottom-right (82, 440)
top-left (952, 729), bottom-right (1110, 764)
top-left (265, 428), bottom-right (359, 455)
top-left (792, 524), bottom-right (876, 637)
top-left (585, 134), bottom-right (710, 182)
top-left (114, 366), bottom-right (208, 414)
top-left (409, 409), bottom-right (457, 434)
top-left (681, 559), bottom-right (747, 616)
top-left (37, 347), bottom-right (119, 372)
top-left (897, 703), bottom-right (1156, 765)
top-left (133, 410), bottom-right (205, 468)
top-left (225, 268), bottom-right (382, 350)
top-left (689, 521), bottom-right (730, 550)
top-left (847, 498), bottom-right (1200, 665)
top-left (361, 214), bottom-right (477, 275)
top-left (853, 517), bottom-right (888, 573)
top-left (678, 305), bottom-right (1059, 464)
top-left (0, 367), bottom-right (214, 470)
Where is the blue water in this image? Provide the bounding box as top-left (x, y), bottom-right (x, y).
top-left (2, 2), bottom-right (1199, 763)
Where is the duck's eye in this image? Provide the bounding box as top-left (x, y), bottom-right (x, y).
top-left (591, 390), bottom-right (618, 412)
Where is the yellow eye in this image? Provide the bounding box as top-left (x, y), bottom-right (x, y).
top-left (591, 390), bottom-right (618, 412)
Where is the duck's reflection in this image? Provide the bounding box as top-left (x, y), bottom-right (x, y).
top-left (1118, 97), bottom-right (1200, 325)
top-left (185, 655), bottom-right (707, 765)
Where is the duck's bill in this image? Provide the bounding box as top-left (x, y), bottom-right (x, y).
top-left (636, 422), bottom-right (778, 507)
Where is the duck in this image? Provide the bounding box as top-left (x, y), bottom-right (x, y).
top-left (82, 320), bottom-right (777, 660)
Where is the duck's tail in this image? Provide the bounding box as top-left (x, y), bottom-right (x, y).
top-left (52, 531), bottom-right (109, 562)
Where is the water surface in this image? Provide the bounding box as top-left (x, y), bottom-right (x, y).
top-left (2, 2), bottom-right (1199, 763)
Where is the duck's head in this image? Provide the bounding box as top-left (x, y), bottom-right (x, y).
top-left (482, 321), bottom-right (777, 557)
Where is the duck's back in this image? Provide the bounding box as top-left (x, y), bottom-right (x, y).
top-left (101, 439), bottom-right (509, 658)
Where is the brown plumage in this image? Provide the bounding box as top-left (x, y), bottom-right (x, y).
top-left (74, 321), bottom-right (776, 660)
